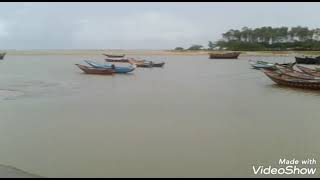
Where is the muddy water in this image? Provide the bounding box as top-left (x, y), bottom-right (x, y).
top-left (0, 54), bottom-right (319, 177)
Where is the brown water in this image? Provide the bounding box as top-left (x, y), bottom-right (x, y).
top-left (0, 54), bottom-right (319, 178)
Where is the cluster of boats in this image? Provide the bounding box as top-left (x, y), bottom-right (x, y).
top-left (2, 50), bottom-right (320, 89)
top-left (208, 52), bottom-right (320, 65)
top-left (75, 53), bottom-right (165, 75)
top-left (250, 60), bottom-right (320, 89)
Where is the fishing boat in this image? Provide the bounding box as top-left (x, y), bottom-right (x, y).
top-left (296, 65), bottom-right (320, 77)
top-left (0, 53), bottom-right (6, 60)
top-left (249, 60), bottom-right (276, 70)
top-left (209, 52), bottom-right (240, 59)
top-left (262, 69), bottom-right (320, 89)
top-left (136, 61), bottom-right (166, 68)
top-left (249, 60), bottom-right (295, 70)
top-left (105, 57), bottom-right (130, 63)
top-left (105, 57), bottom-right (164, 68)
top-left (105, 58), bottom-right (148, 66)
top-left (276, 66), bottom-right (320, 80)
top-left (105, 57), bottom-right (146, 65)
top-left (295, 56), bottom-right (320, 64)
top-left (151, 61), bottom-right (165, 67)
top-left (103, 53), bottom-right (125, 58)
top-left (136, 61), bottom-right (153, 68)
top-left (84, 60), bottom-right (135, 73)
top-left (75, 64), bottom-right (114, 75)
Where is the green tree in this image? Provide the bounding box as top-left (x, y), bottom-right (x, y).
top-left (208, 41), bottom-right (216, 50)
top-left (211, 26), bottom-right (320, 51)
top-left (188, 44), bottom-right (203, 50)
top-left (174, 47), bottom-right (184, 51)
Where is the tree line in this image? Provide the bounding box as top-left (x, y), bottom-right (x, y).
top-left (174, 26), bottom-right (320, 51)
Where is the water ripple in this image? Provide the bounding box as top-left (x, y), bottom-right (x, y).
top-left (0, 89), bottom-right (25, 101)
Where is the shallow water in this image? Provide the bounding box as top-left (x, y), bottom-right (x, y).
top-left (0, 54), bottom-right (319, 178)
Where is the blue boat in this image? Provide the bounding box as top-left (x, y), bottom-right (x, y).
top-left (249, 60), bottom-right (276, 70)
top-left (84, 60), bottom-right (136, 73)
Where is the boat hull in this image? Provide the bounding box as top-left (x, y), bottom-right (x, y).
top-left (75, 64), bottom-right (114, 75)
top-left (277, 66), bottom-right (320, 80)
top-left (209, 52), bottom-right (240, 59)
top-left (105, 58), bottom-right (146, 65)
top-left (151, 62), bottom-right (165, 67)
top-left (84, 60), bottom-right (135, 73)
top-left (249, 61), bottom-right (276, 70)
top-left (263, 69), bottom-right (320, 89)
top-left (295, 57), bottom-right (320, 64)
top-left (103, 54), bottom-right (125, 58)
top-left (249, 60), bottom-right (296, 70)
top-left (105, 58), bottom-right (130, 63)
top-left (296, 65), bottom-right (320, 77)
top-left (136, 62), bottom-right (153, 68)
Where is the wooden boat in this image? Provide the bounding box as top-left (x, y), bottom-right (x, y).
top-left (249, 60), bottom-right (276, 70)
top-left (151, 61), bottom-right (165, 67)
top-left (105, 57), bottom-right (146, 64)
top-left (103, 53), bottom-right (125, 58)
top-left (209, 52), bottom-right (240, 59)
top-left (105, 57), bottom-right (130, 63)
top-left (249, 60), bottom-right (295, 70)
top-left (296, 65), bottom-right (320, 77)
top-left (136, 61), bottom-right (153, 68)
top-left (130, 60), bottom-right (146, 65)
top-left (84, 60), bottom-right (135, 73)
top-left (75, 64), bottom-right (114, 75)
top-left (0, 53), bottom-right (6, 60)
top-left (262, 69), bottom-right (320, 89)
top-left (105, 57), bottom-right (164, 68)
top-left (136, 61), bottom-right (165, 68)
top-left (276, 66), bottom-right (320, 80)
top-left (295, 56), bottom-right (320, 64)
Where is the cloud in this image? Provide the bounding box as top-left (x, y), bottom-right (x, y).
top-left (72, 11), bottom-right (206, 49)
top-left (0, 11), bottom-right (82, 49)
top-left (1, 3), bottom-right (320, 49)
top-left (0, 21), bottom-right (8, 38)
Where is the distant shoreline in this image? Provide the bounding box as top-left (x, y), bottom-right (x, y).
top-left (2, 50), bottom-right (320, 57)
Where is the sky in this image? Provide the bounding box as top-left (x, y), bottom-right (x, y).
top-left (1, 2), bottom-right (320, 50)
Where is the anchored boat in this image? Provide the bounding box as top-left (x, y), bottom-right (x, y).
top-left (103, 53), bottom-right (126, 58)
top-left (249, 60), bottom-right (276, 70)
top-left (135, 61), bottom-right (165, 68)
top-left (105, 58), bottom-right (165, 68)
top-left (249, 60), bottom-right (295, 70)
top-left (296, 65), bottom-right (320, 77)
top-left (209, 52), bottom-right (240, 59)
top-left (276, 66), bottom-right (320, 80)
top-left (295, 56), bottom-right (320, 64)
top-left (84, 60), bottom-right (136, 73)
top-left (151, 61), bottom-right (165, 67)
top-left (262, 69), bottom-right (320, 89)
top-left (75, 64), bottom-right (114, 75)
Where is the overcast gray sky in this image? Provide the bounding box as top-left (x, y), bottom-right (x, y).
top-left (0, 2), bottom-right (320, 50)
